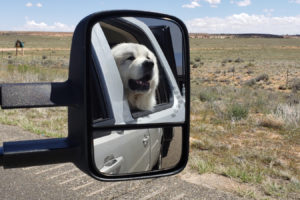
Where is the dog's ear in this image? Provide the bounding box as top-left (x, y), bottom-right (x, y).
top-left (111, 47), bottom-right (123, 67)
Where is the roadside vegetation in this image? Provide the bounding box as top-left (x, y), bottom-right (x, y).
top-left (189, 37), bottom-right (300, 199)
top-left (0, 32), bottom-right (70, 137)
top-left (1, 32), bottom-right (300, 199)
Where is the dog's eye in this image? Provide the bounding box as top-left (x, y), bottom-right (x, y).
top-left (146, 56), bottom-right (150, 60)
top-left (127, 56), bottom-right (135, 61)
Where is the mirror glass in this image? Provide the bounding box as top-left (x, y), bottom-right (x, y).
top-left (92, 127), bottom-right (182, 175)
top-left (90, 16), bottom-right (186, 126)
top-left (89, 16), bottom-right (188, 176)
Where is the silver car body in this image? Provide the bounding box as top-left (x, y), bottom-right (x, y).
top-left (91, 17), bottom-right (185, 174)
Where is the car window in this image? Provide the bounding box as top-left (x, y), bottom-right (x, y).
top-left (138, 18), bottom-right (184, 77)
top-left (91, 17), bottom-right (185, 127)
top-left (97, 18), bottom-right (174, 119)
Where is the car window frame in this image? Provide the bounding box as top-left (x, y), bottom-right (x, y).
top-left (90, 17), bottom-right (186, 126)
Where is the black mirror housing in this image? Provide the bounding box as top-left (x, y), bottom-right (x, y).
top-left (0, 10), bottom-right (190, 181)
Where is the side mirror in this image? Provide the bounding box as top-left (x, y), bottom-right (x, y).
top-left (0, 10), bottom-right (190, 181)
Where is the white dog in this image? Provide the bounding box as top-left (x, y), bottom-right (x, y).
top-left (111, 43), bottom-right (159, 111)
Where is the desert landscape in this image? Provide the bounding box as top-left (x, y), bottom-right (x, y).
top-left (0, 32), bottom-right (299, 199)
top-left (189, 35), bottom-right (300, 199)
top-left (0, 32), bottom-right (71, 137)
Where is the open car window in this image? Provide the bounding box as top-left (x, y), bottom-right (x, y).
top-left (100, 18), bottom-right (173, 118)
top-left (91, 17), bottom-right (185, 126)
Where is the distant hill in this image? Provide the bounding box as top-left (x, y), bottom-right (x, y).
top-left (1, 31), bottom-right (299, 39)
top-left (189, 33), bottom-right (300, 39)
top-left (0, 31), bottom-right (73, 37)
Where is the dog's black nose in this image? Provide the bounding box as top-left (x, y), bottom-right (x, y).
top-left (143, 60), bottom-right (154, 70)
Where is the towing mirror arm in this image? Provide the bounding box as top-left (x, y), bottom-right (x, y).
top-left (0, 138), bottom-right (78, 168)
top-left (0, 13), bottom-right (88, 170)
top-left (0, 81), bottom-right (81, 168)
top-left (0, 81), bottom-right (78, 109)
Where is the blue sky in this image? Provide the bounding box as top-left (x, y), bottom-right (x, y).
top-left (1, 0), bottom-right (300, 34)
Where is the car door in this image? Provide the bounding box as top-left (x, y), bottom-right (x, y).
top-left (93, 130), bottom-right (151, 174)
top-left (91, 22), bottom-right (152, 174)
top-left (148, 128), bottom-right (163, 169)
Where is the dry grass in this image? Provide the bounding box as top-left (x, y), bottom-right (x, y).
top-left (190, 37), bottom-right (300, 199)
top-left (0, 107), bottom-right (67, 137)
top-left (258, 114), bottom-right (284, 129)
top-left (0, 62), bottom-right (68, 137)
top-left (0, 33), bottom-right (70, 138)
top-left (1, 33), bottom-right (300, 199)
top-left (273, 103), bottom-right (300, 129)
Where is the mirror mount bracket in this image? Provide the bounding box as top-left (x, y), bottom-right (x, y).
top-left (0, 81), bottom-right (78, 109)
top-left (0, 138), bottom-right (77, 168)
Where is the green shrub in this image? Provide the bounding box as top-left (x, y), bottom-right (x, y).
top-left (252, 95), bottom-right (270, 114)
top-left (192, 63), bottom-right (200, 68)
top-left (244, 62), bottom-right (255, 68)
top-left (223, 165), bottom-right (263, 183)
top-left (194, 56), bottom-right (201, 62)
top-left (7, 64), bottom-right (15, 73)
top-left (199, 90), bottom-right (217, 102)
top-left (226, 103), bottom-right (249, 121)
top-left (228, 67), bottom-right (235, 73)
top-left (255, 73), bottom-right (269, 82)
top-left (17, 65), bottom-right (29, 73)
top-left (290, 78), bottom-right (300, 92)
top-left (235, 58), bottom-right (244, 63)
top-left (246, 69), bottom-right (254, 74)
top-left (245, 78), bottom-right (256, 86)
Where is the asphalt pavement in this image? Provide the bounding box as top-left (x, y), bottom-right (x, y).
top-left (0, 123), bottom-right (244, 200)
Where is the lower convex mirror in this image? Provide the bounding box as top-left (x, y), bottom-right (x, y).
top-left (92, 127), bottom-right (182, 175)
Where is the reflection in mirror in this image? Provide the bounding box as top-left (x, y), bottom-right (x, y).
top-left (90, 16), bottom-right (186, 125)
top-left (90, 16), bottom-right (187, 176)
top-left (92, 127), bottom-right (182, 175)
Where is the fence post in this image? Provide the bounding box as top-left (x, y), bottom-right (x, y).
top-left (286, 68), bottom-right (289, 88)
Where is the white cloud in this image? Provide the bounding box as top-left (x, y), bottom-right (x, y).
top-left (263, 9), bottom-right (274, 13)
top-left (22, 18), bottom-right (74, 32)
top-left (263, 8), bottom-right (274, 16)
top-left (26, 2), bottom-right (43, 8)
top-left (237, 0), bottom-right (251, 7)
top-left (289, 0), bottom-right (300, 4)
top-left (182, 0), bottom-right (201, 8)
top-left (26, 2), bottom-right (33, 7)
top-left (204, 0), bottom-right (221, 7)
top-left (36, 3), bottom-right (42, 7)
top-left (182, 0), bottom-right (221, 8)
top-left (204, 0), bottom-right (221, 4)
top-left (231, 0), bottom-right (251, 7)
top-left (185, 13), bottom-right (300, 34)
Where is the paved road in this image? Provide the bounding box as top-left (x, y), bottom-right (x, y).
top-left (0, 124), bottom-right (243, 200)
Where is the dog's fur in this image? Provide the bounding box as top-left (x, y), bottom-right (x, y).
top-left (111, 43), bottom-right (159, 111)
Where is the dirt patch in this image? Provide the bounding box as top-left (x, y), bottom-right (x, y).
top-left (180, 171), bottom-right (248, 191)
top-left (179, 170), bottom-right (269, 199)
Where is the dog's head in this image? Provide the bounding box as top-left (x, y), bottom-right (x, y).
top-left (111, 43), bottom-right (159, 94)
